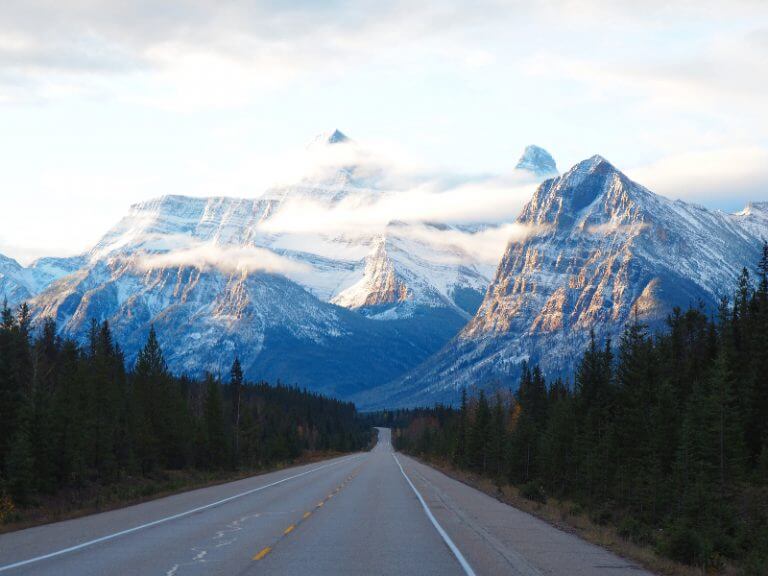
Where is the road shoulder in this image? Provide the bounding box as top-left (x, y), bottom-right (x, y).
top-left (398, 453), bottom-right (658, 576)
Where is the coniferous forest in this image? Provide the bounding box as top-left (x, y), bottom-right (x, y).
top-left (0, 313), bottom-right (370, 520)
top-left (390, 244), bottom-right (768, 573)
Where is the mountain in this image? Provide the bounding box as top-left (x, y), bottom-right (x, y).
top-left (515, 145), bottom-right (558, 177)
top-left (358, 155), bottom-right (766, 408)
top-left (0, 254), bottom-right (34, 306)
top-left (733, 202), bottom-right (768, 240)
top-left (331, 221), bottom-right (489, 318)
top-left (1, 253), bottom-right (85, 307)
top-left (13, 133), bottom-right (558, 394)
top-left (23, 192), bottom-right (474, 395)
top-left (30, 257), bottom-right (466, 397)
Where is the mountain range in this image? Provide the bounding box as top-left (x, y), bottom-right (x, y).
top-left (1, 132), bottom-right (766, 406)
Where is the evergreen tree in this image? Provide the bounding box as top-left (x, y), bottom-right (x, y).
top-left (230, 357), bottom-right (243, 465)
top-left (202, 374), bottom-right (228, 469)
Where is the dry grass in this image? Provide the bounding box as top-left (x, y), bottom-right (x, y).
top-left (416, 456), bottom-right (739, 576)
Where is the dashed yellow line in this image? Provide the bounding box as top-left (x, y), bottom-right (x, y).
top-left (253, 469), bottom-right (361, 562)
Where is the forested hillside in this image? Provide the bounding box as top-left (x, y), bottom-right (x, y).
top-left (390, 243), bottom-right (768, 573)
top-left (0, 313), bottom-right (369, 517)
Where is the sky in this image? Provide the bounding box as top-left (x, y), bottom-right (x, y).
top-left (0, 0), bottom-right (767, 264)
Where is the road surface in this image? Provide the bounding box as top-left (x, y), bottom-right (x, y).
top-left (0, 428), bottom-right (652, 575)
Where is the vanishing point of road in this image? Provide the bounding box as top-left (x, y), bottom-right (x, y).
top-left (0, 428), bottom-right (652, 575)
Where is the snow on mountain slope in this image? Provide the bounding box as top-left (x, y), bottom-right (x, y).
top-left (0, 254), bottom-right (35, 306)
top-left (0, 253), bottom-right (85, 307)
top-left (332, 221), bottom-right (490, 318)
top-left (30, 258), bottom-right (467, 396)
top-left (733, 202), bottom-right (768, 240)
top-left (22, 131), bottom-right (535, 392)
top-left (358, 155), bottom-right (767, 408)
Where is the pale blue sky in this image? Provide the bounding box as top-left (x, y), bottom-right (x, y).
top-left (1, 0), bottom-right (766, 262)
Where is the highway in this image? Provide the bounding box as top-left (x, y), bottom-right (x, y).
top-left (0, 428), bottom-right (652, 575)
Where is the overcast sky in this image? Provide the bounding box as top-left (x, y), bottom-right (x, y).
top-left (1, 0), bottom-right (766, 263)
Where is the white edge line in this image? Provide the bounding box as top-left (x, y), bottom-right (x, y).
top-left (393, 453), bottom-right (476, 576)
top-left (0, 454), bottom-right (363, 573)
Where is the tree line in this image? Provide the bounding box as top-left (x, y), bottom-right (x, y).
top-left (0, 314), bottom-right (370, 509)
top-left (390, 243), bottom-right (768, 573)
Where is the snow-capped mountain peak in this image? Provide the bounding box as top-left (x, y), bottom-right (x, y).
top-left (515, 145), bottom-right (558, 177)
top-left (358, 153), bottom-right (767, 408)
top-left (308, 129), bottom-right (354, 149)
top-left (327, 129), bottom-right (351, 144)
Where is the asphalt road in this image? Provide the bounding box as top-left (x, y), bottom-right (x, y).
top-left (0, 428), bottom-right (653, 575)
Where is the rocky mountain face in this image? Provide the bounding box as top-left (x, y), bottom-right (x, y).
top-left (4, 131), bottom-right (548, 396)
top-left (6, 132), bottom-right (762, 407)
top-left (358, 155), bottom-right (766, 408)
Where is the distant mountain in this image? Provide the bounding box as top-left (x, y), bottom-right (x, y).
top-left (0, 254), bottom-right (33, 306)
top-left (18, 134), bottom-right (764, 410)
top-left (1, 253), bottom-right (85, 307)
top-left (8, 133), bottom-right (556, 395)
top-left (515, 145), bottom-right (558, 177)
top-left (358, 155), bottom-right (766, 408)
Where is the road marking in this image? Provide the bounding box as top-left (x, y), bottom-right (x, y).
top-left (250, 467), bottom-right (361, 563)
top-left (393, 453), bottom-right (477, 576)
top-left (0, 454), bottom-right (363, 573)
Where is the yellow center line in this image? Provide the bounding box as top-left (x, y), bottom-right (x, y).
top-left (253, 468), bottom-right (362, 562)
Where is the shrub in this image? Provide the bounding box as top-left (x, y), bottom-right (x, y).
top-left (520, 481), bottom-right (546, 504)
top-left (589, 505), bottom-right (613, 526)
top-left (618, 517), bottom-right (654, 546)
top-left (659, 522), bottom-right (708, 566)
top-left (0, 493), bottom-right (16, 524)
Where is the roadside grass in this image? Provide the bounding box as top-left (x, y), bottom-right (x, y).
top-left (414, 456), bottom-right (740, 576)
top-left (0, 451), bottom-right (345, 535)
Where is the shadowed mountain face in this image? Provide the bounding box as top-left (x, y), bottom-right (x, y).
top-left (30, 261), bottom-right (467, 397)
top-left (357, 156), bottom-right (765, 408)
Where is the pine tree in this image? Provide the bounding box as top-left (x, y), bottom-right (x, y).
top-left (453, 388), bottom-right (468, 468)
top-left (488, 394), bottom-right (506, 480)
top-left (5, 403), bottom-right (35, 505)
top-left (203, 374), bottom-right (227, 469)
top-left (230, 357), bottom-right (243, 466)
top-left (468, 391), bottom-right (490, 472)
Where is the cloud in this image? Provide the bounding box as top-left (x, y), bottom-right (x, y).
top-left (7, 0), bottom-right (763, 110)
top-left (0, 0), bottom-right (516, 106)
top-left (260, 174), bottom-right (539, 236)
top-left (627, 147), bottom-right (768, 206)
top-left (392, 222), bottom-right (544, 265)
top-left (135, 242), bottom-right (312, 277)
